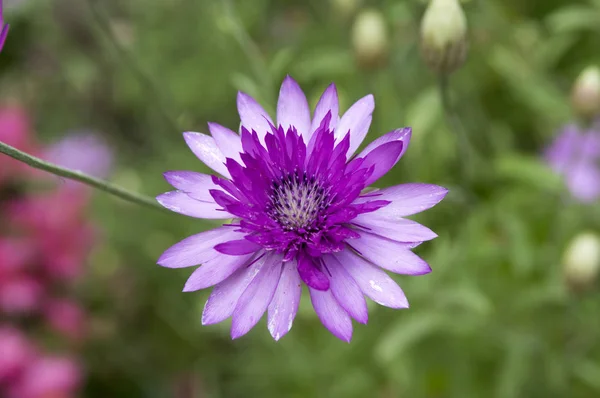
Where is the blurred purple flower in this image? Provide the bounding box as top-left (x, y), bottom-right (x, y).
top-left (544, 124), bottom-right (600, 203)
top-left (0, 0), bottom-right (9, 52)
top-left (44, 131), bottom-right (113, 181)
top-left (157, 76), bottom-right (447, 341)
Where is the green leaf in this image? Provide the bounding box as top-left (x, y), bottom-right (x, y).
top-left (494, 154), bottom-right (563, 192)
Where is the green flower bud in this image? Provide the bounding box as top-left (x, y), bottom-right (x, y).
top-left (420, 0), bottom-right (468, 75)
top-left (570, 66), bottom-right (600, 119)
top-left (352, 9), bottom-right (389, 70)
top-left (563, 232), bottom-right (600, 292)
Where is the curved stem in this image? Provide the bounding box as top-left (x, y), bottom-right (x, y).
top-left (0, 141), bottom-right (166, 213)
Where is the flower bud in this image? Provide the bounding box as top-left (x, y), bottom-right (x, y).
top-left (570, 66), bottom-right (600, 119)
top-left (352, 9), bottom-right (388, 70)
top-left (563, 232), bottom-right (600, 291)
top-left (420, 0), bottom-right (468, 75)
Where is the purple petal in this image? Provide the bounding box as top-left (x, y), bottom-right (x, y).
top-left (335, 249), bottom-right (409, 309)
top-left (183, 253), bottom-right (254, 291)
top-left (354, 183), bottom-right (448, 217)
top-left (351, 232), bottom-right (431, 275)
top-left (353, 213), bottom-right (437, 242)
top-left (0, 25), bottom-right (8, 52)
top-left (298, 253), bottom-right (330, 291)
top-left (208, 122), bottom-right (243, 162)
top-left (324, 255), bottom-right (368, 324)
top-left (214, 239), bottom-right (263, 255)
top-left (183, 132), bottom-right (231, 178)
top-left (163, 171), bottom-right (219, 202)
top-left (237, 92), bottom-right (273, 142)
top-left (358, 128), bottom-right (412, 161)
top-left (309, 287), bottom-right (353, 342)
top-left (566, 160), bottom-right (600, 203)
top-left (156, 191), bottom-right (232, 219)
top-left (158, 227), bottom-right (244, 268)
top-left (336, 94), bottom-right (374, 156)
top-left (267, 260), bottom-right (302, 341)
top-left (277, 76), bottom-right (311, 139)
top-left (231, 255), bottom-right (283, 339)
top-left (201, 257), bottom-right (265, 325)
top-left (310, 83), bottom-right (340, 137)
top-left (360, 141), bottom-right (404, 186)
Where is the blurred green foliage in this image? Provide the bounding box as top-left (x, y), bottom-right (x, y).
top-left (2, 0), bottom-right (600, 397)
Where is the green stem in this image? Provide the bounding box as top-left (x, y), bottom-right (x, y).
top-left (439, 74), bottom-right (474, 185)
top-left (0, 141), bottom-right (166, 213)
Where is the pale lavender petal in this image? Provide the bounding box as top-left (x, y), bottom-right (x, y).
top-left (156, 191), bottom-right (232, 219)
top-left (310, 83), bottom-right (340, 136)
top-left (351, 231), bottom-right (431, 275)
top-left (335, 249), bottom-right (409, 309)
top-left (566, 160), bottom-right (600, 203)
top-left (353, 213), bottom-right (437, 242)
top-left (157, 227), bottom-right (244, 268)
top-left (183, 132), bottom-right (230, 178)
top-left (231, 255), bottom-right (283, 339)
top-left (163, 171), bottom-right (219, 202)
top-left (201, 254), bottom-right (265, 325)
top-left (336, 94), bottom-right (374, 156)
top-left (267, 260), bottom-right (302, 341)
top-left (324, 255), bottom-right (368, 324)
top-left (215, 239), bottom-right (263, 255)
top-left (183, 253), bottom-right (254, 292)
top-left (309, 287), bottom-right (353, 342)
top-left (354, 183), bottom-right (448, 217)
top-left (237, 92), bottom-right (273, 142)
top-left (277, 76), bottom-right (311, 138)
top-left (358, 128), bottom-right (412, 161)
top-left (208, 122), bottom-right (243, 162)
top-left (360, 141), bottom-right (404, 186)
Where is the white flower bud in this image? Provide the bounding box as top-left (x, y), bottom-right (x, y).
top-left (563, 232), bottom-right (600, 291)
top-left (420, 0), bottom-right (468, 75)
top-left (352, 9), bottom-right (388, 70)
top-left (570, 66), bottom-right (600, 119)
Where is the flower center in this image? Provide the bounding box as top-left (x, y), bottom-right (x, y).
top-left (267, 171), bottom-right (332, 231)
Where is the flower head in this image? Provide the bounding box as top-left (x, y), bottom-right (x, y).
top-left (0, 0), bottom-right (9, 52)
top-left (158, 76), bottom-right (447, 341)
top-left (544, 125), bottom-right (600, 203)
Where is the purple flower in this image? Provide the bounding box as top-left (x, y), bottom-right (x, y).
top-left (0, 0), bottom-right (9, 52)
top-left (157, 76), bottom-right (448, 341)
top-left (545, 124), bottom-right (600, 203)
top-left (44, 131), bottom-right (113, 181)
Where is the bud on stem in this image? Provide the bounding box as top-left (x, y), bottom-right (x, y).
top-left (420, 0), bottom-right (468, 75)
top-left (571, 66), bottom-right (600, 120)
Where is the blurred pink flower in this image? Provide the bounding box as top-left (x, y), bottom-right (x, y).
top-left (0, 276), bottom-right (43, 314)
top-left (7, 356), bottom-right (82, 398)
top-left (44, 299), bottom-right (87, 341)
top-left (0, 106), bottom-right (37, 182)
top-left (0, 238), bottom-right (32, 277)
top-left (0, 326), bottom-right (35, 383)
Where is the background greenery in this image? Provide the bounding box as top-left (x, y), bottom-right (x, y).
top-left (2, 0), bottom-right (600, 397)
